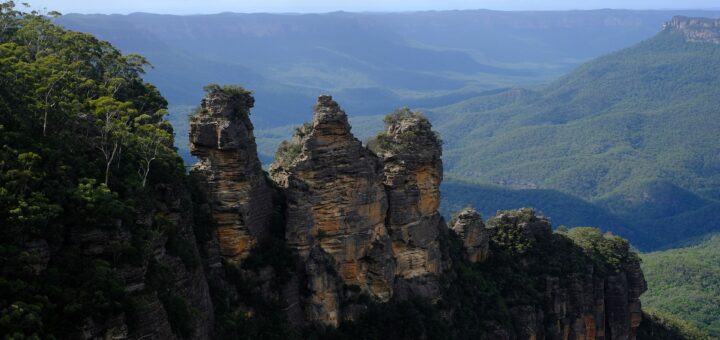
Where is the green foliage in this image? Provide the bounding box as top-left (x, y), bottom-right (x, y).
top-left (274, 140), bottom-right (303, 168)
top-left (641, 235), bottom-right (720, 337)
top-left (200, 83), bottom-right (254, 117)
top-left (165, 229), bottom-right (200, 271)
top-left (637, 308), bottom-right (711, 340)
top-left (71, 178), bottom-right (126, 229)
top-left (366, 131), bottom-right (391, 154)
top-left (161, 294), bottom-right (194, 339)
top-left (382, 107), bottom-right (415, 128)
top-left (293, 122), bottom-right (313, 139)
top-left (241, 238), bottom-right (298, 289)
top-left (562, 227), bottom-right (638, 274)
top-left (0, 2), bottom-right (188, 337)
top-left (487, 208), bottom-right (539, 255)
top-left (430, 29), bottom-right (720, 249)
top-left (273, 121), bottom-right (313, 168)
top-left (211, 185), bottom-right (304, 340)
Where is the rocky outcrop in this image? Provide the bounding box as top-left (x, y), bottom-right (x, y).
top-left (186, 89), bottom-right (658, 340)
top-left (270, 95), bottom-right (396, 325)
top-left (61, 184), bottom-right (216, 340)
top-left (665, 16), bottom-right (720, 44)
top-left (266, 100), bottom-right (458, 325)
top-left (189, 86), bottom-right (273, 262)
top-left (450, 208), bottom-right (490, 263)
top-left (372, 109), bottom-right (446, 283)
top-left (481, 208), bottom-right (648, 340)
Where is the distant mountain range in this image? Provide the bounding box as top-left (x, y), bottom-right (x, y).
top-left (428, 17), bottom-right (720, 250)
top-left (56, 9), bottom-right (720, 127)
top-left (57, 11), bottom-right (720, 250)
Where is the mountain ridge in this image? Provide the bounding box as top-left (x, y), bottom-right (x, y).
top-left (422, 16), bottom-right (720, 249)
top-left (56, 9), bottom-right (720, 129)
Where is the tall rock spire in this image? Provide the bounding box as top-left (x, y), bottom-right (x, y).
top-left (189, 85), bottom-right (273, 263)
top-left (270, 95), bottom-right (395, 326)
top-left (370, 108), bottom-right (447, 290)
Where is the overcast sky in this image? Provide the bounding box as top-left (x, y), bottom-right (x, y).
top-left (26, 0), bottom-right (720, 15)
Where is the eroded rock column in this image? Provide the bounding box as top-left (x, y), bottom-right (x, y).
top-left (371, 109), bottom-right (446, 283)
top-left (189, 86), bottom-right (273, 263)
top-left (270, 95), bottom-right (395, 325)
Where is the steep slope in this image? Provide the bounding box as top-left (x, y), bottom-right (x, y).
top-left (430, 16), bottom-right (720, 249)
top-left (641, 235), bottom-right (720, 337)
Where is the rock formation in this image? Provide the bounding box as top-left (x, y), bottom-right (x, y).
top-left (483, 208), bottom-right (647, 340)
top-left (189, 86), bottom-right (273, 262)
top-left (47, 91), bottom-right (650, 339)
top-left (450, 208), bottom-right (490, 263)
top-left (100, 90), bottom-right (655, 339)
top-left (665, 16), bottom-right (720, 44)
top-left (261, 97), bottom-right (649, 337)
top-left (372, 109), bottom-right (446, 280)
top-left (270, 95), bottom-right (396, 325)
top-left (64, 183), bottom-right (217, 340)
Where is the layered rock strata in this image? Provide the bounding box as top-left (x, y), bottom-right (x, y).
top-left (450, 208), bottom-right (490, 263)
top-left (189, 87), bottom-right (273, 262)
top-left (181, 92), bottom-right (648, 338)
top-left (665, 16), bottom-right (720, 44)
top-left (270, 96), bottom-right (396, 325)
top-left (373, 109), bottom-right (446, 280)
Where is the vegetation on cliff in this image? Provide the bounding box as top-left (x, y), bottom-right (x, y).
top-left (0, 3), bottom-right (194, 337)
top-left (306, 210), bottom-right (645, 339)
top-left (637, 308), bottom-right (711, 340)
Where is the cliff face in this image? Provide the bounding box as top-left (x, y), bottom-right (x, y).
top-left (665, 16), bottom-right (720, 44)
top-left (180, 92), bottom-right (649, 339)
top-left (269, 96), bottom-right (396, 325)
top-left (189, 87), bottom-right (273, 262)
top-left (483, 210), bottom-right (648, 340)
top-left (61, 182), bottom-right (217, 340)
top-left (375, 110), bottom-right (445, 278)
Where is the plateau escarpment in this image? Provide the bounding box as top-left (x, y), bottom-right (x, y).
top-left (484, 211), bottom-right (647, 340)
top-left (665, 16), bottom-right (720, 44)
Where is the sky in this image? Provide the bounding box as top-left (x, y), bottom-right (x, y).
top-left (26, 0), bottom-right (720, 15)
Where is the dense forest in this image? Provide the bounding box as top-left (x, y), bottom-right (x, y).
top-left (0, 2), bottom-right (187, 337)
top-left (641, 234), bottom-right (720, 337)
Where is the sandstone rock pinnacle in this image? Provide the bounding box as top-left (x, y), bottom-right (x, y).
top-left (270, 95), bottom-right (395, 326)
top-left (189, 86), bottom-right (273, 263)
